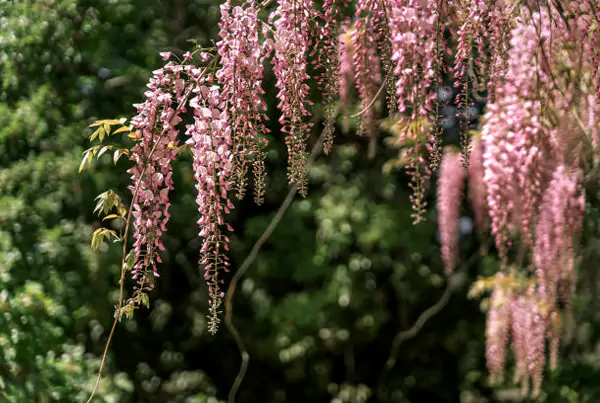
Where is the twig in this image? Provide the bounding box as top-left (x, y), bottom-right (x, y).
top-left (377, 243), bottom-right (489, 399)
top-left (350, 82), bottom-right (386, 118)
top-left (224, 126), bottom-right (328, 403)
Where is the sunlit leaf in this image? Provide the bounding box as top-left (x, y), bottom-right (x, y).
top-left (113, 150), bottom-right (122, 164)
top-left (90, 127), bottom-right (104, 142)
top-left (113, 126), bottom-right (130, 135)
top-left (137, 293), bottom-right (150, 309)
top-left (91, 228), bottom-right (105, 250)
top-left (79, 151), bottom-right (90, 173)
top-left (100, 124), bottom-right (110, 141)
top-left (117, 203), bottom-right (127, 217)
top-left (97, 146), bottom-right (111, 159)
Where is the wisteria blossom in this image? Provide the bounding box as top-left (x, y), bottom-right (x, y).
top-left (350, 23), bottom-right (382, 157)
top-left (269, 0), bottom-right (314, 196)
top-left (338, 23), bottom-right (355, 116)
top-left (467, 137), bottom-right (488, 237)
top-left (389, 0), bottom-right (437, 118)
top-left (482, 14), bottom-right (554, 256)
top-left (315, 0), bottom-right (346, 154)
top-left (486, 280), bottom-right (511, 384)
top-left (534, 165), bottom-right (585, 308)
top-left (128, 61), bottom-right (187, 295)
top-left (437, 148), bottom-right (465, 274)
top-left (186, 79), bottom-right (235, 334)
top-left (216, 1), bottom-right (269, 204)
top-left (389, 0), bottom-right (440, 222)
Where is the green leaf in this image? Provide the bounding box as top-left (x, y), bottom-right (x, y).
top-left (102, 214), bottom-right (121, 221)
top-left (117, 302), bottom-right (135, 321)
top-left (91, 227), bottom-right (121, 249)
top-left (91, 228), bottom-right (105, 250)
top-left (116, 203), bottom-right (127, 217)
top-left (93, 190), bottom-right (125, 217)
top-left (137, 293), bottom-right (150, 309)
top-left (123, 250), bottom-right (136, 272)
top-left (93, 192), bottom-right (113, 215)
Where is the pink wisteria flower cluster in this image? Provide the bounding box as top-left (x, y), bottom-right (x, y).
top-left (268, 0), bottom-right (314, 196)
top-left (217, 1), bottom-right (269, 204)
top-left (437, 147), bottom-right (465, 275)
top-left (128, 61), bottom-right (187, 297)
top-left (436, 3), bottom-right (597, 396)
top-left (113, 0), bottom-right (599, 391)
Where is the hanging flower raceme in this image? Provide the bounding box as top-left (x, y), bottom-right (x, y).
top-left (269, 0), bottom-right (314, 196)
top-left (128, 60), bottom-right (187, 295)
top-left (453, 0), bottom-right (488, 162)
top-left (185, 78), bottom-right (235, 334)
top-left (453, 0), bottom-right (488, 97)
top-left (350, 21), bottom-right (382, 157)
top-left (389, 0), bottom-right (439, 222)
top-left (534, 164), bottom-right (585, 308)
top-left (353, 0), bottom-right (391, 113)
top-left (350, 0), bottom-right (389, 147)
top-left (485, 0), bottom-right (511, 103)
top-left (482, 14), bottom-right (554, 256)
top-left (570, 1), bottom-right (600, 100)
top-left (338, 22), bottom-right (355, 116)
top-left (437, 148), bottom-right (465, 274)
top-left (428, 0), bottom-right (451, 173)
top-left (484, 277), bottom-right (554, 396)
top-left (510, 288), bottom-right (548, 398)
top-left (354, 0), bottom-right (387, 39)
top-left (315, 0), bottom-right (343, 97)
top-left (467, 137), bottom-right (488, 237)
top-left (486, 280), bottom-right (511, 385)
top-left (389, 0), bottom-right (437, 119)
top-left (216, 1), bottom-right (269, 204)
top-left (314, 0), bottom-right (347, 154)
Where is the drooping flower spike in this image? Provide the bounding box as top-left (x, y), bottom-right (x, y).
top-left (437, 147), bottom-right (465, 274)
top-left (186, 80), bottom-right (235, 334)
top-left (216, 0), bottom-right (269, 204)
top-left (268, 0), bottom-right (314, 196)
top-left (128, 60), bottom-right (189, 296)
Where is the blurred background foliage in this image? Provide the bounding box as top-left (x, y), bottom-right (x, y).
top-left (2, 0), bottom-right (600, 402)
